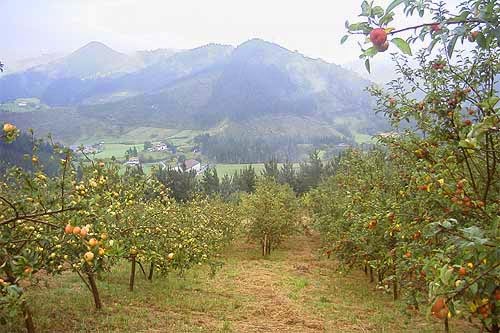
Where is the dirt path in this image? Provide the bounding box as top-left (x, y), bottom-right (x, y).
top-left (203, 234), bottom-right (328, 332)
top-left (202, 234), bottom-right (474, 333)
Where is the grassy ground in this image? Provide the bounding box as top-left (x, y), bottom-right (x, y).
top-left (94, 143), bottom-right (144, 160)
top-left (0, 98), bottom-right (49, 113)
top-left (214, 164), bottom-right (266, 177)
top-left (7, 235), bottom-right (479, 333)
top-left (214, 163), bottom-right (300, 177)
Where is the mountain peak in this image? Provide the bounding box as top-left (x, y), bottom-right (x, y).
top-left (238, 38), bottom-right (284, 50)
top-left (71, 41), bottom-right (123, 57)
top-left (232, 38), bottom-right (290, 62)
top-left (43, 41), bottom-right (130, 79)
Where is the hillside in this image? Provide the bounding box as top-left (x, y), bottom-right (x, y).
top-left (0, 39), bottom-right (386, 148)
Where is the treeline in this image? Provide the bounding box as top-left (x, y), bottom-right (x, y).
top-left (147, 150), bottom-right (339, 202)
top-left (0, 132), bottom-right (61, 175)
top-left (194, 133), bottom-right (351, 163)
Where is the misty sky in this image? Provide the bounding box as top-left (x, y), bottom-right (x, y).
top-left (2, 0), bottom-right (461, 65)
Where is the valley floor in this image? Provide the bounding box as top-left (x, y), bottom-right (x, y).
top-left (10, 235), bottom-right (478, 332)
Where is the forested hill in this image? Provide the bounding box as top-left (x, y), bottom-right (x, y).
top-left (0, 39), bottom-right (386, 145)
top-left (0, 132), bottom-right (62, 175)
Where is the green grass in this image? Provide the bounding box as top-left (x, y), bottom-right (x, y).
top-left (0, 98), bottom-right (49, 113)
top-left (214, 163), bottom-right (300, 177)
top-left (214, 163), bottom-right (266, 177)
top-left (78, 127), bottom-right (203, 146)
top-left (352, 131), bottom-right (374, 144)
top-left (94, 143), bottom-right (144, 160)
top-left (5, 236), bottom-right (479, 333)
top-left (75, 127), bottom-right (205, 163)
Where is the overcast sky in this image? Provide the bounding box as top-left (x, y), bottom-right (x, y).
top-left (2, 0), bottom-right (461, 65)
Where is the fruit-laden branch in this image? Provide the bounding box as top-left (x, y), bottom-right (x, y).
top-left (437, 224), bottom-right (497, 248)
top-left (349, 19), bottom-right (491, 35)
top-left (0, 207), bottom-right (80, 226)
top-left (121, 225), bottom-right (181, 235)
top-left (0, 195), bottom-right (19, 219)
top-left (444, 262), bottom-right (500, 300)
top-left (22, 217), bottom-right (61, 229)
top-left (80, 149), bottom-right (96, 167)
top-left (60, 152), bottom-right (70, 210)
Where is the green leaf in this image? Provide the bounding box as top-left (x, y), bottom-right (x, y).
top-left (386, 0), bottom-right (404, 13)
top-left (348, 22), bottom-right (370, 32)
top-left (372, 6), bottom-right (384, 17)
top-left (447, 35), bottom-right (459, 58)
top-left (364, 46), bottom-right (378, 57)
top-left (427, 38), bottom-right (438, 53)
top-left (447, 11), bottom-right (470, 22)
top-left (476, 32), bottom-right (487, 49)
top-left (365, 59), bottom-right (371, 73)
top-left (379, 12), bottom-right (395, 26)
top-left (391, 38), bottom-right (412, 55)
top-left (341, 35), bottom-right (349, 44)
top-left (361, 1), bottom-right (371, 16)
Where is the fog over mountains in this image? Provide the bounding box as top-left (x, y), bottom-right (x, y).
top-left (0, 39), bottom-right (386, 144)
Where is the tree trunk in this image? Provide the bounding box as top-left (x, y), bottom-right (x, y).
top-left (393, 265), bottom-right (399, 300)
top-left (370, 266), bottom-right (374, 283)
top-left (129, 254), bottom-right (136, 291)
top-left (364, 264), bottom-right (368, 275)
top-left (263, 234), bottom-right (268, 256)
top-left (444, 317), bottom-right (449, 333)
top-left (491, 301), bottom-right (499, 333)
top-left (22, 301), bottom-right (35, 333)
top-left (393, 277), bottom-right (398, 300)
top-left (148, 262), bottom-right (154, 281)
top-left (87, 273), bottom-right (102, 310)
top-left (137, 261), bottom-right (147, 278)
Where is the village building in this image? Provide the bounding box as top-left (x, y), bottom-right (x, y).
top-left (124, 156), bottom-right (141, 166)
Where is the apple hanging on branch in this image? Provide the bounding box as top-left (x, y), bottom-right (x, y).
top-left (341, 0), bottom-right (498, 73)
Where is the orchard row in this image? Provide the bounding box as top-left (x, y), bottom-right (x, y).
top-left (1, 122), bottom-right (304, 332)
top-left (311, 1), bottom-right (500, 332)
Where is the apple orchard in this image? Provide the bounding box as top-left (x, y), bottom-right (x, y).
top-left (312, 0), bottom-right (499, 332)
top-left (1, 0), bottom-right (500, 332)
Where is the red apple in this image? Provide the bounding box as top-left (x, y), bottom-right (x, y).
top-left (370, 28), bottom-right (387, 46)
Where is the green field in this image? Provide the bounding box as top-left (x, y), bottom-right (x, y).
top-left (214, 163), bottom-right (300, 177)
top-left (93, 143), bottom-right (144, 160)
top-left (78, 127), bottom-right (204, 146)
top-left (0, 98), bottom-right (49, 113)
top-left (76, 127), bottom-right (205, 162)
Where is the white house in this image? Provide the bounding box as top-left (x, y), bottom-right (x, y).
top-left (148, 141), bottom-right (169, 152)
top-left (183, 159), bottom-right (201, 172)
top-left (124, 156), bottom-right (141, 166)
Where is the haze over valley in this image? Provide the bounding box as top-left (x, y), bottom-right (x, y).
top-left (0, 39), bottom-right (386, 163)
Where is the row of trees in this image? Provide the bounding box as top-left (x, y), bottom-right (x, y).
top-left (0, 126), bottom-right (239, 332)
top-left (0, 131), bottom-right (61, 175)
top-left (194, 133), bottom-right (349, 163)
top-left (150, 151), bottom-right (339, 202)
top-left (310, 0), bottom-right (499, 332)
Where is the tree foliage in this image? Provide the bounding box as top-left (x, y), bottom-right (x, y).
top-left (312, 1), bottom-right (500, 331)
top-left (242, 180), bottom-right (299, 256)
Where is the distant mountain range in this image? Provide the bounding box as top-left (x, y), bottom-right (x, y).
top-left (0, 39), bottom-right (386, 145)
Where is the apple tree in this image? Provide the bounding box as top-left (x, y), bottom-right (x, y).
top-left (242, 179), bottom-right (299, 256)
top-left (311, 0), bottom-right (500, 332)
